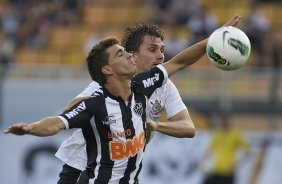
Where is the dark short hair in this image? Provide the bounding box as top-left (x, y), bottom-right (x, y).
top-left (121, 22), bottom-right (164, 52)
top-left (86, 37), bottom-right (119, 85)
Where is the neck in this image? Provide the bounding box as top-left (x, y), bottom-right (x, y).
top-left (104, 77), bottom-right (132, 101)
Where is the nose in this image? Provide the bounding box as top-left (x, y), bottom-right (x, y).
top-left (128, 52), bottom-right (136, 59)
top-left (157, 52), bottom-right (164, 63)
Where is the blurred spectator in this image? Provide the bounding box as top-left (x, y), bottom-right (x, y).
top-left (0, 3), bottom-right (22, 65)
top-left (0, 29), bottom-right (15, 69)
top-left (199, 114), bottom-right (250, 184)
top-left (242, 4), bottom-right (270, 67)
top-left (170, 0), bottom-right (200, 25)
top-left (0, 4), bottom-right (21, 42)
top-left (186, 5), bottom-right (218, 44)
top-left (55, 0), bottom-right (83, 26)
top-left (83, 27), bottom-right (107, 56)
top-left (148, 0), bottom-right (173, 25)
top-left (271, 32), bottom-right (282, 68)
top-left (149, 0), bottom-right (200, 26)
top-left (163, 25), bottom-right (189, 61)
top-left (24, 3), bottom-right (55, 48)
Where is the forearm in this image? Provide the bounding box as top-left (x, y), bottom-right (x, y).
top-left (155, 120), bottom-right (195, 138)
top-left (28, 117), bottom-right (65, 136)
top-left (174, 39), bottom-right (208, 68)
top-left (164, 39), bottom-right (207, 76)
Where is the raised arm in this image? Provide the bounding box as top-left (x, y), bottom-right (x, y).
top-left (163, 14), bottom-right (242, 77)
top-left (3, 117), bottom-right (65, 136)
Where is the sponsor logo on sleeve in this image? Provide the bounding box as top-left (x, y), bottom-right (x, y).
top-left (65, 102), bottom-right (86, 119)
top-left (142, 74), bottom-right (160, 88)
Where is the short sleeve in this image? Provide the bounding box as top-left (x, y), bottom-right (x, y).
top-left (76, 81), bottom-right (101, 97)
top-left (132, 64), bottom-right (168, 98)
top-left (164, 79), bottom-right (187, 119)
top-left (57, 98), bottom-right (95, 129)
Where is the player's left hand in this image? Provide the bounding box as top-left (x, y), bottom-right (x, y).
top-left (3, 123), bottom-right (31, 135)
top-left (223, 14), bottom-right (241, 27)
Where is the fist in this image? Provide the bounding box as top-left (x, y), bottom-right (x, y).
top-left (146, 119), bottom-right (157, 131)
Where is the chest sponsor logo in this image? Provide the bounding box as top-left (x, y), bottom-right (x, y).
top-left (109, 131), bottom-right (145, 160)
top-left (102, 114), bottom-right (116, 125)
top-left (65, 102), bottom-right (86, 119)
top-left (108, 129), bottom-right (131, 139)
top-left (133, 103), bottom-right (143, 117)
top-left (142, 73), bottom-right (160, 88)
top-left (150, 99), bottom-right (163, 115)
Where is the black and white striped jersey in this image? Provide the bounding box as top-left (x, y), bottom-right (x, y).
top-left (57, 65), bottom-right (168, 184)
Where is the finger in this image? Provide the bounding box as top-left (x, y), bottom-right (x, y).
top-left (3, 129), bottom-right (10, 134)
top-left (223, 14), bottom-right (241, 27)
top-left (3, 126), bottom-right (15, 134)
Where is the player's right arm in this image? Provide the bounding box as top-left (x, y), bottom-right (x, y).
top-left (4, 117), bottom-right (65, 136)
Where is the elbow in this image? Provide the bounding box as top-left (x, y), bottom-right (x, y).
top-left (181, 125), bottom-right (196, 138)
top-left (185, 127), bottom-right (196, 138)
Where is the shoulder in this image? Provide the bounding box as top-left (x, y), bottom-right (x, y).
top-left (84, 90), bottom-right (105, 106)
top-left (132, 65), bottom-right (168, 82)
top-left (89, 81), bottom-right (100, 88)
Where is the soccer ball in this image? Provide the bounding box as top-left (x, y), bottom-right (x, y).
top-left (206, 26), bottom-right (251, 71)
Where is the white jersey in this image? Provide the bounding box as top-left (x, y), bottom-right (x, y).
top-left (55, 78), bottom-right (186, 171)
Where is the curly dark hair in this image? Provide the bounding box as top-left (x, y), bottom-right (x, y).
top-left (86, 37), bottom-right (119, 85)
top-left (121, 22), bottom-right (165, 52)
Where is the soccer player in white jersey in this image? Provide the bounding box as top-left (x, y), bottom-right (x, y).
top-left (4, 15), bottom-right (241, 184)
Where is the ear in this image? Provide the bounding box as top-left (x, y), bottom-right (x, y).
top-left (102, 65), bottom-right (112, 75)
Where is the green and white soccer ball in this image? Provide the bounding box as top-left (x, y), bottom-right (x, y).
top-left (206, 26), bottom-right (251, 71)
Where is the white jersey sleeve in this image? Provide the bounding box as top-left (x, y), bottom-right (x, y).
top-left (55, 81), bottom-right (100, 170)
top-left (146, 79), bottom-right (187, 121)
top-left (76, 81), bottom-right (100, 97)
top-left (164, 79), bottom-right (187, 119)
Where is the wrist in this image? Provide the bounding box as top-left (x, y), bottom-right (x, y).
top-left (154, 121), bottom-right (159, 131)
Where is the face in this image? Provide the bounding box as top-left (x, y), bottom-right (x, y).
top-left (105, 44), bottom-right (136, 78)
top-left (134, 35), bottom-right (165, 73)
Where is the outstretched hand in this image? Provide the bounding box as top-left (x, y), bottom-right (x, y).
top-left (223, 14), bottom-right (241, 27)
top-left (3, 123), bottom-right (30, 135)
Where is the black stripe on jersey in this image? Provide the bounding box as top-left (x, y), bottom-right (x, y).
top-left (134, 162), bottom-right (142, 182)
top-left (94, 94), bottom-right (114, 183)
top-left (118, 94), bottom-right (136, 184)
top-left (82, 120), bottom-right (98, 175)
top-left (119, 93), bottom-right (147, 184)
top-left (140, 95), bottom-right (148, 152)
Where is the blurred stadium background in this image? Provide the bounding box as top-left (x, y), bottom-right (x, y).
top-left (0, 0), bottom-right (282, 184)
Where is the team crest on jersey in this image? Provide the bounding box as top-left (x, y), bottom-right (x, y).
top-left (102, 114), bottom-right (116, 125)
top-left (133, 103), bottom-right (143, 117)
top-left (150, 99), bottom-right (163, 115)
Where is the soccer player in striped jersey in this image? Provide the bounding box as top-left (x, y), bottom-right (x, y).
top-left (56, 23), bottom-right (195, 184)
top-left (4, 15), bottom-right (241, 184)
